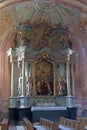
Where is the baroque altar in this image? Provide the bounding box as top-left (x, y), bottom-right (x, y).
top-left (7, 22), bottom-right (78, 122)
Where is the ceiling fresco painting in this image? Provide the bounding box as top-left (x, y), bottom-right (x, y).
top-left (0, 0), bottom-right (86, 43)
top-left (0, 0), bottom-right (87, 13)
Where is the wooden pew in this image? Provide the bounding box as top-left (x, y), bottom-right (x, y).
top-left (23, 117), bottom-right (34, 130)
top-left (1, 118), bottom-right (9, 130)
top-left (34, 117), bottom-right (59, 130)
top-left (59, 117), bottom-right (80, 130)
top-left (77, 116), bottom-right (87, 130)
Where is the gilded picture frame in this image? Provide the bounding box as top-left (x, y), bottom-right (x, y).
top-left (33, 52), bottom-right (56, 97)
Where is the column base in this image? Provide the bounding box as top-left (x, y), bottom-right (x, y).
top-left (10, 96), bottom-right (19, 108)
top-left (18, 107), bottom-right (32, 123)
top-left (9, 108), bottom-right (19, 124)
top-left (19, 96), bottom-right (28, 108)
top-left (67, 107), bottom-right (77, 120)
top-left (65, 95), bottom-right (76, 108)
top-left (9, 107), bottom-right (32, 124)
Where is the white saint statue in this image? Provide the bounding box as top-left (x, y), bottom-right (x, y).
top-left (57, 76), bottom-right (67, 96)
top-left (17, 73), bottom-right (22, 96)
top-left (26, 72), bottom-right (32, 96)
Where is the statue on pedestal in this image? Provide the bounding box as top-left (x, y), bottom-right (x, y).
top-left (26, 72), bottom-right (33, 96)
top-left (17, 73), bottom-right (22, 96)
top-left (57, 76), bottom-right (67, 96)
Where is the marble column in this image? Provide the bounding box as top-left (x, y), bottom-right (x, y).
top-left (7, 48), bottom-right (18, 108)
top-left (66, 54), bottom-right (76, 107)
top-left (11, 61), bottom-right (15, 97)
top-left (71, 63), bottom-right (75, 96)
top-left (19, 58), bottom-right (28, 108)
top-left (66, 54), bottom-right (71, 96)
top-left (66, 54), bottom-right (72, 107)
top-left (21, 59), bottom-right (26, 96)
top-left (10, 59), bottom-right (19, 108)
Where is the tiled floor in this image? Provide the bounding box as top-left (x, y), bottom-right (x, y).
top-left (8, 126), bottom-right (17, 130)
top-left (16, 126), bottom-right (25, 130)
top-left (8, 121), bottom-right (25, 130)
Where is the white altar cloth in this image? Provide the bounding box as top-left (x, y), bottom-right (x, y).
top-left (31, 106), bottom-right (67, 111)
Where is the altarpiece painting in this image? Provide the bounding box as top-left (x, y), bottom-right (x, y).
top-left (33, 53), bottom-right (55, 96)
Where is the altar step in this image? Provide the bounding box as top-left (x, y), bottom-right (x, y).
top-left (9, 126), bottom-right (25, 130)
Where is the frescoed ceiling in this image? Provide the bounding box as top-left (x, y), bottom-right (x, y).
top-left (0, 0), bottom-right (87, 43)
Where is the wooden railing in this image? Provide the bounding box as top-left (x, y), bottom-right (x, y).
top-left (1, 118), bottom-right (8, 130)
top-left (76, 116), bottom-right (87, 130)
top-left (59, 117), bottom-right (80, 130)
top-left (23, 117), bottom-right (34, 130)
top-left (38, 117), bottom-right (59, 130)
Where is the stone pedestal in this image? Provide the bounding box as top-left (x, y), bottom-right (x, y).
top-left (18, 108), bottom-right (32, 123)
top-left (9, 96), bottom-right (32, 124)
top-left (10, 96), bottom-right (19, 108)
top-left (10, 96), bottom-right (29, 108)
top-left (65, 95), bottom-right (75, 107)
top-left (9, 108), bottom-right (19, 124)
top-left (19, 96), bottom-right (28, 108)
top-left (67, 107), bottom-right (77, 120)
top-left (9, 107), bottom-right (32, 124)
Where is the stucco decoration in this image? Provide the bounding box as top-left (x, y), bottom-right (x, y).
top-left (71, 18), bottom-right (87, 37)
top-left (16, 21), bottom-right (71, 58)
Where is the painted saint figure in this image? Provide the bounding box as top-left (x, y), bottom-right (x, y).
top-left (36, 80), bottom-right (52, 95)
top-left (57, 76), bottom-right (67, 96)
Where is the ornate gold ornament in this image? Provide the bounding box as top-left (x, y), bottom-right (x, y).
top-left (41, 51), bottom-right (49, 59)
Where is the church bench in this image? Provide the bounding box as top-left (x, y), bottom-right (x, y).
top-left (23, 117), bottom-right (34, 130)
top-left (34, 125), bottom-right (47, 130)
top-left (76, 116), bottom-right (87, 130)
top-left (1, 118), bottom-right (9, 130)
top-left (34, 117), bottom-right (59, 130)
top-left (59, 117), bottom-right (80, 130)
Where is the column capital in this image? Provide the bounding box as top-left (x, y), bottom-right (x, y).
top-left (7, 48), bottom-right (17, 62)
